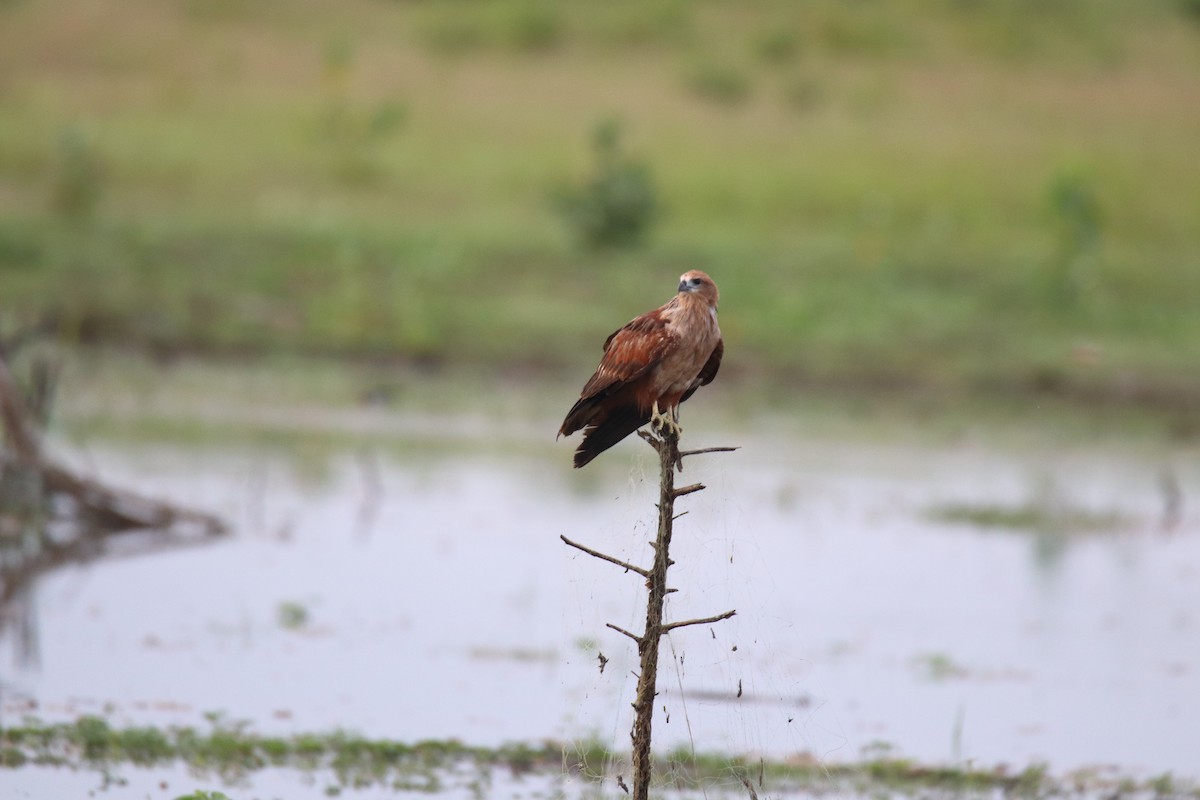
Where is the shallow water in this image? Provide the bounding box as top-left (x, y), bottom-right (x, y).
top-left (2, 375), bottom-right (1198, 796)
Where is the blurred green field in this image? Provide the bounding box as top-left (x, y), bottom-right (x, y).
top-left (1, 0), bottom-right (1198, 410)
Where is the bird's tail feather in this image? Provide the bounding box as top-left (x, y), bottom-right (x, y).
top-left (559, 395), bottom-right (603, 438)
top-left (573, 404), bottom-right (650, 468)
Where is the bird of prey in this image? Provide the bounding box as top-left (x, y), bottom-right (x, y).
top-left (559, 270), bottom-right (723, 468)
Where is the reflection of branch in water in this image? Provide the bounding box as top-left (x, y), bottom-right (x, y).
top-left (354, 446), bottom-right (383, 540)
top-left (1, 515), bottom-right (227, 607)
top-left (0, 340), bottom-right (228, 667)
top-left (1160, 465), bottom-right (1182, 532)
top-left (5, 583), bottom-right (40, 670)
top-left (0, 517), bottom-right (224, 669)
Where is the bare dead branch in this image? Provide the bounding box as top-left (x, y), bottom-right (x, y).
top-left (739, 774), bottom-right (760, 800)
top-left (606, 622), bottom-right (642, 645)
top-left (561, 535), bottom-right (650, 578)
top-left (593, 424), bottom-right (738, 800)
top-left (663, 609), bottom-right (737, 633)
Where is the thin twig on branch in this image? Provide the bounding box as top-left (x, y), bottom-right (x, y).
top-left (605, 622), bottom-right (642, 644)
top-left (673, 483), bottom-right (705, 498)
top-left (680, 446), bottom-right (740, 458)
top-left (663, 609), bottom-right (737, 633)
top-left (561, 535), bottom-right (649, 577)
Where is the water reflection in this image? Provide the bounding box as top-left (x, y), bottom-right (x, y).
top-left (1, 446), bottom-right (227, 672)
top-left (0, 399), bottom-right (1197, 782)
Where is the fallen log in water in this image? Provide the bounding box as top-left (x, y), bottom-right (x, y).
top-left (0, 343), bottom-right (227, 607)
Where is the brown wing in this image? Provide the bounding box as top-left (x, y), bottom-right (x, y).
top-left (559, 309), bottom-right (675, 437)
top-left (582, 312), bottom-right (674, 397)
top-left (680, 338), bottom-right (723, 404)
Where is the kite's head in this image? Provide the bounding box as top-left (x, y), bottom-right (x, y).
top-left (678, 270), bottom-right (719, 307)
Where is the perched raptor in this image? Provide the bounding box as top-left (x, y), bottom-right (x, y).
top-left (559, 270), bottom-right (723, 468)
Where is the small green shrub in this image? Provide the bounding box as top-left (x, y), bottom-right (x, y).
top-left (820, 13), bottom-right (907, 56)
top-left (1046, 168), bottom-right (1103, 306)
top-left (315, 37), bottom-right (407, 187)
top-left (589, 1), bottom-right (693, 48)
top-left (503, 2), bottom-right (561, 53)
top-left (420, 16), bottom-right (488, 56)
top-left (554, 120), bottom-right (659, 249)
top-left (51, 126), bottom-right (104, 221)
top-left (752, 28), bottom-right (801, 64)
top-left (684, 61), bottom-right (752, 105)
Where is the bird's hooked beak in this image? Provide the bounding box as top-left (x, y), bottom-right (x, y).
top-left (678, 278), bottom-right (693, 293)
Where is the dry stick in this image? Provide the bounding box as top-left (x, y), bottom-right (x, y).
top-left (627, 429), bottom-right (677, 800)
top-left (739, 774), bottom-right (760, 800)
top-left (561, 535), bottom-right (650, 578)
top-left (663, 609), bottom-right (737, 633)
top-left (679, 446), bottom-right (740, 457)
top-left (605, 622), bottom-right (642, 644)
top-left (562, 426), bottom-right (736, 800)
top-left (628, 428), bottom-right (735, 800)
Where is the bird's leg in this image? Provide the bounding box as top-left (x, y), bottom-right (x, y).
top-left (650, 400), bottom-right (667, 432)
top-left (650, 400), bottom-right (683, 437)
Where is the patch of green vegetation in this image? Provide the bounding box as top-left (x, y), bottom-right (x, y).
top-left (927, 499), bottom-right (1127, 534)
top-left (417, 0), bottom-right (563, 55)
top-left (912, 652), bottom-right (970, 682)
top-left (277, 601), bottom-right (311, 630)
top-left (1181, 0), bottom-right (1200, 21)
top-left (3, 717), bottom-right (1197, 798)
top-left (684, 60), bottom-right (753, 105)
top-left (750, 28), bottom-right (802, 65)
top-left (51, 126), bottom-right (105, 223)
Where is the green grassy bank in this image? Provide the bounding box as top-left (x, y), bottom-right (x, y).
top-left (3, 716), bottom-right (1193, 798)
top-left (1, 0), bottom-right (1198, 410)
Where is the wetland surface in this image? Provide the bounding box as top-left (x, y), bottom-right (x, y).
top-left (2, 358), bottom-right (1197, 797)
